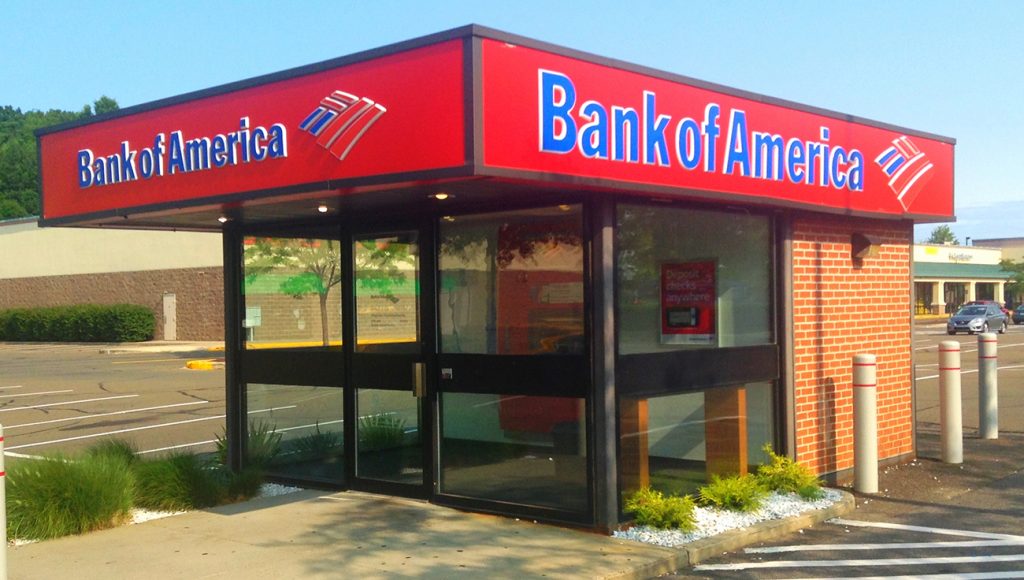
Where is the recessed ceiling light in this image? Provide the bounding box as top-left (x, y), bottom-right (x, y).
top-left (442, 215), bottom-right (456, 222)
top-left (217, 216), bottom-right (229, 223)
top-left (430, 192), bottom-right (452, 200)
top-left (317, 204), bottom-right (329, 213)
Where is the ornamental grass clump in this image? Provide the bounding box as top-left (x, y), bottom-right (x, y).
top-left (623, 487), bottom-right (697, 531)
top-left (697, 474), bottom-right (767, 513)
top-left (7, 453), bottom-right (135, 541)
top-left (133, 452), bottom-right (228, 511)
top-left (755, 444), bottom-right (825, 500)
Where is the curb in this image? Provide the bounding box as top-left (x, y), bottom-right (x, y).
top-left (185, 358), bottom-right (225, 370)
top-left (606, 490), bottom-right (856, 579)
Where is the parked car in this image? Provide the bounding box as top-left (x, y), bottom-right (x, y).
top-left (1014, 305), bottom-right (1024, 325)
top-left (963, 299), bottom-right (1012, 318)
top-left (947, 304), bottom-right (1008, 335)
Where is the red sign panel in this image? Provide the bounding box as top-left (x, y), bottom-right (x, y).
top-left (661, 261), bottom-right (716, 345)
top-left (40, 40), bottom-right (466, 221)
top-left (480, 39), bottom-right (954, 219)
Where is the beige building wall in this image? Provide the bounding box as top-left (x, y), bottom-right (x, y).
top-left (971, 238), bottom-right (1024, 263)
top-left (0, 218), bottom-right (224, 340)
top-left (1, 218), bottom-right (221, 278)
top-left (913, 243), bottom-right (1002, 265)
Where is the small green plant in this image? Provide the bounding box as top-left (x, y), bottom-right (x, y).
top-left (358, 414), bottom-right (406, 451)
top-left (293, 422), bottom-right (344, 460)
top-left (8, 453), bottom-right (135, 540)
top-left (755, 444), bottom-right (824, 500)
top-left (623, 487), bottom-right (697, 531)
top-left (698, 474), bottom-right (767, 512)
top-left (226, 466), bottom-right (265, 501)
top-left (215, 419), bottom-right (282, 467)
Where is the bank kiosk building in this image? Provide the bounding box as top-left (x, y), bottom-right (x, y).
top-left (37, 26), bottom-right (955, 531)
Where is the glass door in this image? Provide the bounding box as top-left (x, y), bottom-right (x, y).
top-left (348, 229), bottom-right (432, 496)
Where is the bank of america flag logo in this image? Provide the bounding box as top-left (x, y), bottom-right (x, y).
top-left (299, 91), bottom-right (387, 161)
top-left (874, 136), bottom-right (934, 211)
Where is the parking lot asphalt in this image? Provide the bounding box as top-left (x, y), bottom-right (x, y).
top-left (0, 341), bottom-right (225, 460)
top-left (5, 320), bottom-right (1024, 578)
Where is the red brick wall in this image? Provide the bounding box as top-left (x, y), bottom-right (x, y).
top-left (0, 267), bottom-right (224, 341)
top-left (791, 216), bottom-right (914, 476)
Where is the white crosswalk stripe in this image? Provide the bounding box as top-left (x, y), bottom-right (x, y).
top-left (694, 518), bottom-right (1024, 576)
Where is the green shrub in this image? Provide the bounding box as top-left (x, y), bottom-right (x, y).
top-left (133, 453), bottom-right (228, 511)
top-left (0, 304), bottom-right (154, 342)
top-left (755, 444), bottom-right (824, 500)
top-left (698, 474), bottom-right (767, 512)
top-left (358, 414), bottom-right (406, 451)
top-left (292, 422), bottom-right (343, 460)
top-left (85, 439), bottom-right (139, 467)
top-left (215, 419), bottom-right (282, 468)
top-left (8, 454), bottom-right (135, 540)
top-left (226, 466), bottom-right (266, 501)
top-left (623, 487), bottom-right (697, 531)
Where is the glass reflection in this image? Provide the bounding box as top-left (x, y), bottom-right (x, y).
top-left (440, 393), bottom-right (587, 513)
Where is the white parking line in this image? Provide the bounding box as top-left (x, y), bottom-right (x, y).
top-left (748, 539), bottom-right (1024, 553)
top-left (916, 364), bottom-right (1024, 381)
top-left (6, 400), bottom-right (211, 429)
top-left (5, 415), bottom-right (225, 450)
top-left (695, 554), bottom-right (1024, 571)
top-left (0, 386), bottom-right (24, 390)
top-left (0, 394), bottom-right (138, 413)
top-left (136, 415), bottom-right (339, 455)
top-left (7, 405), bottom-right (297, 452)
top-left (0, 389), bottom-right (74, 399)
top-left (830, 518), bottom-right (1024, 541)
top-left (788, 572), bottom-right (1024, 580)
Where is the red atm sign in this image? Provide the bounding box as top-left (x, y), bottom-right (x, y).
top-left (480, 39), bottom-right (954, 220)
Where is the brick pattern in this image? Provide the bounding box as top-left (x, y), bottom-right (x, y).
top-left (0, 267), bottom-right (224, 340)
top-left (791, 217), bottom-right (913, 476)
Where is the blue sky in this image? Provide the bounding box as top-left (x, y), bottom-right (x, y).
top-left (4, 1), bottom-right (1021, 243)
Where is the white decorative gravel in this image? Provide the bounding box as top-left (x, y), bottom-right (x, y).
top-left (128, 483), bottom-right (303, 525)
top-left (612, 489), bottom-right (842, 547)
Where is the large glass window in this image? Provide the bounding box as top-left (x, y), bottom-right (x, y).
top-left (440, 393), bottom-right (587, 512)
top-left (619, 382), bottom-right (775, 499)
top-left (616, 205), bottom-right (772, 353)
top-left (246, 383), bottom-right (345, 482)
top-left (439, 206), bottom-right (584, 355)
top-left (242, 236), bottom-right (342, 349)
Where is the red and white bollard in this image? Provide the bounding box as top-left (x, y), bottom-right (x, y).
top-left (939, 341), bottom-right (963, 464)
top-left (978, 333), bottom-right (999, 440)
top-left (1, 424), bottom-right (7, 580)
top-left (853, 354), bottom-right (878, 494)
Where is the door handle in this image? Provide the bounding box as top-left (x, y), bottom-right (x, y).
top-left (412, 362), bottom-right (426, 398)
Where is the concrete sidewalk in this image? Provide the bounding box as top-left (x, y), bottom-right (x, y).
top-left (7, 487), bottom-right (852, 580)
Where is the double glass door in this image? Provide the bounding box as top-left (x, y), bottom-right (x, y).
top-left (241, 205), bottom-right (590, 519)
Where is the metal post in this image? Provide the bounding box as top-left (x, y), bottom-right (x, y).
top-left (0, 424), bottom-right (7, 580)
top-left (978, 333), bottom-right (998, 439)
top-left (853, 354), bottom-right (878, 494)
top-left (939, 341), bottom-right (963, 463)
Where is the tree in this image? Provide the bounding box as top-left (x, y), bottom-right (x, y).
top-left (244, 238), bottom-right (342, 347)
top-left (925, 225), bottom-right (959, 245)
top-left (1001, 259), bottom-right (1024, 307)
top-left (0, 98), bottom-right (119, 220)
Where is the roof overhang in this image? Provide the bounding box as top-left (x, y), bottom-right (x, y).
top-left (37, 25), bottom-right (956, 231)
